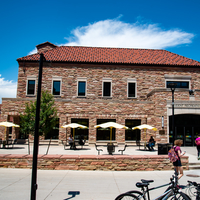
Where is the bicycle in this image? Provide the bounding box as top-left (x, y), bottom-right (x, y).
top-left (184, 181), bottom-right (200, 200)
top-left (115, 170), bottom-right (191, 200)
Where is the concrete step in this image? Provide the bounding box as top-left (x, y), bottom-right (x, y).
top-left (189, 162), bottom-right (200, 170)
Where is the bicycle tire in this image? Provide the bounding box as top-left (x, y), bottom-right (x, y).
top-left (165, 191), bottom-right (191, 200)
top-left (115, 192), bottom-right (139, 200)
top-left (126, 190), bottom-right (145, 200)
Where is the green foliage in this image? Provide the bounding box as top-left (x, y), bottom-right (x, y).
top-left (20, 91), bottom-right (58, 137)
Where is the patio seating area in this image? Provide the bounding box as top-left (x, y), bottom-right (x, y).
top-left (0, 143), bottom-right (198, 171)
top-left (0, 139), bottom-right (15, 149)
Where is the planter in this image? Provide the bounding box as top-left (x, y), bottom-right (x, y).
top-left (107, 143), bottom-right (115, 155)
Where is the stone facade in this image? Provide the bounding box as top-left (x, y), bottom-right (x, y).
top-left (1, 43), bottom-right (200, 145)
top-left (0, 154), bottom-right (189, 171)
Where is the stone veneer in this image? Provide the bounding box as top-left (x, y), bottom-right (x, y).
top-left (1, 61), bottom-right (200, 144)
top-left (0, 154), bottom-right (189, 171)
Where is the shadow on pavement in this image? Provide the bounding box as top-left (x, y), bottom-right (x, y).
top-left (64, 191), bottom-right (80, 199)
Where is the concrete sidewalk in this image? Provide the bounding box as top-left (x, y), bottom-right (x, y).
top-left (0, 145), bottom-right (199, 199)
top-left (0, 168), bottom-right (199, 200)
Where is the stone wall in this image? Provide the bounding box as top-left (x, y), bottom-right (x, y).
top-left (2, 61), bottom-right (200, 143)
top-left (0, 154), bottom-right (189, 171)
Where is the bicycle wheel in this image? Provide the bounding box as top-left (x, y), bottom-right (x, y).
top-left (126, 190), bottom-right (145, 200)
top-left (115, 192), bottom-right (139, 200)
top-left (165, 191), bottom-right (191, 200)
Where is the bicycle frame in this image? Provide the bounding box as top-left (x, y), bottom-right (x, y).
top-left (136, 182), bottom-right (172, 200)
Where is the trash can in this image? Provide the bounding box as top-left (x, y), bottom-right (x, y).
top-left (107, 143), bottom-right (115, 155)
top-left (157, 143), bottom-right (172, 155)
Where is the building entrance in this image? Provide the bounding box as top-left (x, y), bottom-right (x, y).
top-left (169, 114), bottom-right (200, 146)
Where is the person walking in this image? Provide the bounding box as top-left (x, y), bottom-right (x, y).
top-left (173, 139), bottom-right (186, 179)
top-left (195, 134), bottom-right (200, 160)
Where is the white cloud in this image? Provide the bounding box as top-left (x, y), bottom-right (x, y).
top-left (0, 75), bottom-right (17, 104)
top-left (63, 18), bottom-right (194, 49)
top-left (28, 48), bottom-right (37, 55)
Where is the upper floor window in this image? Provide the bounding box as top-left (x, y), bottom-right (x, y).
top-left (77, 78), bottom-right (87, 97)
top-left (102, 78), bottom-right (112, 97)
top-left (52, 77), bottom-right (62, 96)
top-left (166, 81), bottom-right (189, 89)
top-left (164, 75), bottom-right (191, 89)
top-left (127, 78), bottom-right (136, 98)
top-left (27, 77), bottom-right (36, 95)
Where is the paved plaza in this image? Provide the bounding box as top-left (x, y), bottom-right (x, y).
top-left (0, 143), bottom-right (199, 163)
top-left (0, 168), bottom-right (200, 200)
top-left (0, 144), bottom-right (199, 200)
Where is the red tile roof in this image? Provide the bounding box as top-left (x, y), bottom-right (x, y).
top-left (17, 45), bottom-right (200, 66)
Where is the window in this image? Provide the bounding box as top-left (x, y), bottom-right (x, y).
top-left (96, 119), bottom-right (116, 140)
top-left (166, 81), bottom-right (189, 89)
top-left (125, 119), bottom-right (141, 140)
top-left (27, 77), bottom-right (36, 95)
top-left (52, 77), bottom-right (62, 96)
top-left (71, 118), bottom-right (89, 140)
top-left (53, 81), bottom-right (61, 95)
top-left (102, 78), bottom-right (112, 97)
top-left (77, 78), bottom-right (87, 97)
top-left (164, 75), bottom-right (191, 89)
top-left (127, 78), bottom-right (136, 98)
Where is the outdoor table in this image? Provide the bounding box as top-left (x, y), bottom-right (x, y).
top-left (70, 140), bottom-right (81, 150)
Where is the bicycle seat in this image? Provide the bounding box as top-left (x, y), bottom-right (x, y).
top-left (136, 182), bottom-right (149, 188)
top-left (141, 179), bottom-right (154, 183)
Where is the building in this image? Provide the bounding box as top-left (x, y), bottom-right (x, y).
top-left (1, 42), bottom-right (200, 146)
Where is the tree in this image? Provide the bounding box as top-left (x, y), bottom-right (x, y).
top-left (20, 91), bottom-right (58, 138)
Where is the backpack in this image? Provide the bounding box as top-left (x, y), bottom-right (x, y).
top-left (168, 146), bottom-right (178, 162)
top-left (196, 139), bottom-right (200, 146)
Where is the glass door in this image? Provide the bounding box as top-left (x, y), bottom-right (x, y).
top-left (184, 127), bottom-right (193, 146)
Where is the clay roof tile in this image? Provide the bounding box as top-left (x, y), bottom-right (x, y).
top-left (17, 45), bottom-right (200, 67)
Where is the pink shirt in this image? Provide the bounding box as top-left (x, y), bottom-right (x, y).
top-left (174, 146), bottom-right (181, 160)
top-left (195, 137), bottom-right (200, 145)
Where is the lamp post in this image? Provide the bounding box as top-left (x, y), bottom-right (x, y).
top-left (30, 53), bottom-right (45, 200)
top-left (168, 82), bottom-right (177, 145)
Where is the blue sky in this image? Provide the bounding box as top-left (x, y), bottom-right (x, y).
top-left (0, 0), bottom-right (200, 103)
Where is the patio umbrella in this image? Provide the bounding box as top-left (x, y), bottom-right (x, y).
top-left (132, 124), bottom-right (157, 148)
top-left (94, 122), bottom-right (128, 143)
top-left (61, 123), bottom-right (87, 139)
top-left (0, 122), bottom-right (20, 140)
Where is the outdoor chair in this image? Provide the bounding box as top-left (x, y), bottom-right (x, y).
top-left (136, 140), bottom-right (142, 150)
top-left (78, 139), bottom-right (86, 149)
top-left (118, 144), bottom-right (127, 155)
top-left (63, 141), bottom-right (70, 150)
top-left (95, 144), bottom-right (103, 155)
top-left (4, 139), bottom-right (14, 148)
top-left (0, 139), bottom-right (2, 148)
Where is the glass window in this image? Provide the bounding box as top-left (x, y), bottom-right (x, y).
top-left (103, 82), bottom-right (111, 97)
top-left (27, 80), bottom-right (35, 95)
top-left (53, 80), bottom-right (61, 95)
top-left (78, 81), bottom-right (86, 96)
top-left (128, 82), bottom-right (136, 97)
top-left (71, 118), bottom-right (89, 140)
top-left (125, 119), bottom-right (141, 140)
top-left (166, 81), bottom-right (189, 89)
top-left (127, 78), bottom-right (136, 98)
top-left (96, 119), bottom-right (116, 140)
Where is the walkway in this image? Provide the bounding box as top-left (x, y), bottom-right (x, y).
top-left (0, 168), bottom-right (199, 200)
top-left (0, 144), bottom-right (199, 199)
